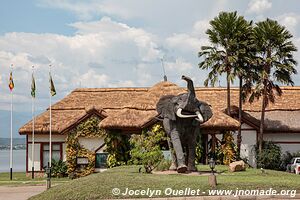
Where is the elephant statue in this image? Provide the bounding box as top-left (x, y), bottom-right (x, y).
top-left (156, 75), bottom-right (213, 173)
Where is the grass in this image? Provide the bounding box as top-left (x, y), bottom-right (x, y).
top-left (0, 172), bottom-right (69, 186)
top-left (30, 165), bottom-right (300, 200)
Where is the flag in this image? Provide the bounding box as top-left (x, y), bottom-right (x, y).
top-left (49, 73), bottom-right (56, 96)
top-left (8, 72), bottom-right (14, 91)
top-left (31, 73), bottom-right (36, 98)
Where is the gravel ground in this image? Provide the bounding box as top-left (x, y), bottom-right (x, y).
top-left (0, 186), bottom-right (45, 200)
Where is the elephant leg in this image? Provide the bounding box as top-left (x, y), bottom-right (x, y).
top-left (187, 141), bottom-right (197, 171)
top-left (170, 131), bottom-right (187, 173)
top-left (187, 127), bottom-right (197, 172)
top-left (167, 137), bottom-right (177, 171)
top-left (163, 118), bottom-right (187, 173)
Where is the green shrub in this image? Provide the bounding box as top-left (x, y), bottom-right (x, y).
top-left (254, 141), bottom-right (281, 170)
top-left (105, 131), bottom-right (131, 168)
top-left (280, 151), bottom-right (300, 171)
top-left (130, 124), bottom-right (166, 173)
top-left (155, 159), bottom-right (172, 171)
top-left (51, 159), bottom-right (68, 178)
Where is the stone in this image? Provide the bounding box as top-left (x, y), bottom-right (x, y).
top-left (229, 160), bottom-right (246, 172)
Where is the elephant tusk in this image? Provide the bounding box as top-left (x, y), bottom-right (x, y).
top-left (195, 111), bottom-right (204, 123)
top-left (176, 108), bottom-right (197, 118)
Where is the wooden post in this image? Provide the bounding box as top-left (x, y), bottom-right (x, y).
top-left (204, 134), bottom-right (208, 164)
top-left (208, 174), bottom-right (217, 188)
top-left (211, 133), bottom-right (216, 157)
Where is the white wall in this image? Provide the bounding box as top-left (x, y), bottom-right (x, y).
top-left (234, 123), bottom-right (257, 167)
top-left (28, 143), bottom-right (41, 171)
top-left (78, 137), bottom-right (105, 152)
top-left (279, 144), bottom-right (300, 154)
top-left (28, 134), bottom-right (66, 171)
top-left (264, 133), bottom-right (300, 154)
top-left (239, 130), bottom-right (257, 167)
top-left (28, 134), bottom-right (66, 142)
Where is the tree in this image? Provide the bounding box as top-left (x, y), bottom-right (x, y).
top-left (199, 11), bottom-right (252, 116)
top-left (232, 21), bottom-right (256, 155)
top-left (199, 11), bottom-right (254, 155)
top-left (250, 19), bottom-right (297, 153)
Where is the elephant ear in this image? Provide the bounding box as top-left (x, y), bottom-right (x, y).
top-left (156, 95), bottom-right (177, 120)
top-left (199, 101), bottom-right (213, 122)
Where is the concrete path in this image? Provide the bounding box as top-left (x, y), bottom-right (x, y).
top-left (0, 185), bottom-right (46, 200)
top-left (118, 195), bottom-right (300, 200)
top-left (0, 186), bottom-right (299, 200)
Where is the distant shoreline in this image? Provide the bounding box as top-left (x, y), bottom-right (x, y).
top-left (0, 144), bottom-right (26, 151)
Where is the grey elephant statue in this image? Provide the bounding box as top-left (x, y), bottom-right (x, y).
top-left (156, 75), bottom-right (213, 173)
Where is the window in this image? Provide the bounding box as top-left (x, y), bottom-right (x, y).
top-left (95, 153), bottom-right (108, 168)
top-left (42, 144), bottom-right (62, 169)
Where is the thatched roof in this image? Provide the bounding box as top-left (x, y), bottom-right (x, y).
top-left (19, 81), bottom-right (300, 135)
top-left (195, 86), bottom-right (300, 112)
top-left (200, 111), bottom-right (240, 131)
top-left (244, 111), bottom-right (300, 133)
top-left (19, 107), bottom-right (106, 135)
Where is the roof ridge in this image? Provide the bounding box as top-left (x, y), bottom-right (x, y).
top-left (245, 109), bottom-right (300, 112)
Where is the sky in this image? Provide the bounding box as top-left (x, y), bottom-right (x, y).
top-left (1, 0), bottom-right (300, 137)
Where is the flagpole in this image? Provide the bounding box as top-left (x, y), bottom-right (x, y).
top-left (31, 66), bottom-right (35, 179)
top-left (49, 64), bottom-right (52, 168)
top-left (10, 64), bottom-right (13, 180)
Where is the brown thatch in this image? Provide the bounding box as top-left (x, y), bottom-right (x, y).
top-left (19, 108), bottom-right (106, 135)
top-left (19, 110), bottom-right (86, 135)
top-left (195, 86), bottom-right (300, 112)
top-left (100, 109), bottom-right (157, 129)
top-left (20, 81), bottom-right (300, 135)
top-left (201, 111), bottom-right (240, 131)
top-left (244, 110), bottom-right (300, 132)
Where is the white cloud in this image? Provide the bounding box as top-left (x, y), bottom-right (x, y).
top-left (75, 69), bottom-right (110, 88)
top-left (37, 0), bottom-right (154, 20)
top-left (165, 58), bottom-right (193, 72)
top-left (166, 34), bottom-right (209, 54)
top-left (192, 20), bottom-right (210, 36)
top-left (277, 13), bottom-right (300, 36)
top-left (247, 0), bottom-right (272, 14)
top-left (0, 17), bottom-right (165, 111)
top-left (165, 19), bottom-right (210, 55)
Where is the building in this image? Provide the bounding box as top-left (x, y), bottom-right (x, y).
top-left (19, 81), bottom-right (300, 173)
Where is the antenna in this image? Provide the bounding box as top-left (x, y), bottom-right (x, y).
top-left (160, 58), bottom-right (167, 81)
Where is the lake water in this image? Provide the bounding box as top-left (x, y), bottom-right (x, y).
top-left (0, 150), bottom-right (26, 172)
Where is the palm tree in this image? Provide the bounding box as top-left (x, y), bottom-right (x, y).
top-left (250, 19), bottom-right (297, 153)
top-left (233, 23), bottom-right (257, 155)
top-left (199, 11), bottom-right (252, 116)
top-left (199, 11), bottom-right (254, 155)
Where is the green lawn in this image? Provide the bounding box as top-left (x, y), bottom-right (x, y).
top-left (30, 165), bottom-right (300, 200)
top-left (0, 172), bottom-right (69, 186)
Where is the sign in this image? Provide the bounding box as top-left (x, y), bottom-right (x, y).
top-left (77, 157), bottom-right (89, 165)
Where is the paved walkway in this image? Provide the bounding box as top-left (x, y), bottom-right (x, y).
top-left (0, 186), bottom-right (299, 200)
top-left (118, 195), bottom-right (300, 200)
top-left (0, 186), bottom-right (46, 200)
